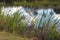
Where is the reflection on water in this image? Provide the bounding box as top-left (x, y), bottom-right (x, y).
top-left (1, 6), bottom-right (60, 27)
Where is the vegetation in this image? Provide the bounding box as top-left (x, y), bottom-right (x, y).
top-left (33, 11), bottom-right (60, 40)
top-left (0, 31), bottom-right (30, 40)
top-left (0, 0), bottom-right (60, 8)
top-left (0, 7), bottom-right (60, 40)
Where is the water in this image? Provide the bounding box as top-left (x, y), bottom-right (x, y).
top-left (1, 6), bottom-right (60, 28)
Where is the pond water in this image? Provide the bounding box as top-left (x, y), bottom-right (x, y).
top-left (1, 6), bottom-right (60, 29)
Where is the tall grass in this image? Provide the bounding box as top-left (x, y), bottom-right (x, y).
top-left (0, 7), bottom-right (60, 40)
top-left (33, 11), bottom-right (60, 40)
top-left (0, 9), bottom-right (26, 33)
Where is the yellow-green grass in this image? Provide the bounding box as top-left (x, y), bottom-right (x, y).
top-left (0, 1), bottom-right (60, 7)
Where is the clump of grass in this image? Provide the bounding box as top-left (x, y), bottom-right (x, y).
top-left (32, 11), bottom-right (60, 40)
top-left (0, 10), bottom-right (26, 33)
